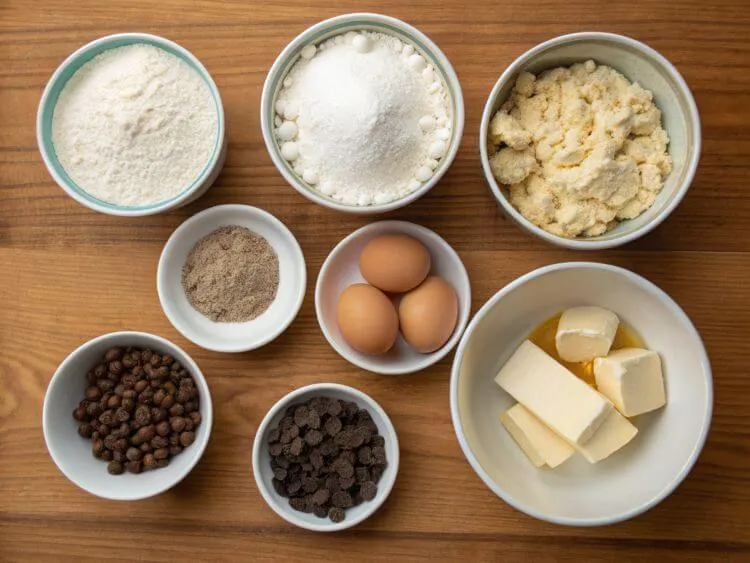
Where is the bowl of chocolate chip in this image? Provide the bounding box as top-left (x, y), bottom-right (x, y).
top-left (43, 331), bottom-right (213, 500)
top-left (252, 383), bottom-right (399, 531)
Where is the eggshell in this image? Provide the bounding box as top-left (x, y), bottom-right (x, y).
top-left (336, 284), bottom-right (399, 355)
top-left (359, 234), bottom-right (431, 293)
top-left (399, 276), bottom-right (458, 353)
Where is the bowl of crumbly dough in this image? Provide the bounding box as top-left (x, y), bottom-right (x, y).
top-left (480, 32), bottom-right (701, 249)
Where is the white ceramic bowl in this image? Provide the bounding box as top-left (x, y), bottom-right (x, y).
top-left (480, 32), bottom-right (701, 249)
top-left (450, 262), bottom-right (712, 525)
top-left (157, 204), bottom-right (306, 353)
top-left (261, 13), bottom-right (464, 214)
top-left (252, 383), bottom-right (399, 532)
top-left (37, 32), bottom-right (226, 217)
top-left (43, 331), bottom-right (213, 501)
top-left (316, 221), bottom-right (471, 375)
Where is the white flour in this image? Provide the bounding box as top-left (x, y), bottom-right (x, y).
top-left (274, 31), bottom-right (452, 206)
top-left (52, 44), bottom-right (218, 207)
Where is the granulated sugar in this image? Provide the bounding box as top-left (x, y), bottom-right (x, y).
top-left (274, 31), bottom-right (452, 206)
top-left (52, 44), bottom-right (218, 207)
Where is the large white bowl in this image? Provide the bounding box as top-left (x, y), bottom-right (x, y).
top-left (43, 331), bottom-right (213, 501)
top-left (252, 383), bottom-right (399, 532)
top-left (157, 204), bottom-right (307, 353)
top-left (480, 32), bottom-right (701, 249)
top-left (315, 221), bottom-right (471, 375)
top-left (261, 13), bottom-right (464, 214)
top-left (450, 262), bottom-right (712, 525)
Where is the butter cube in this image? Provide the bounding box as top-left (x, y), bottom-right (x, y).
top-left (495, 340), bottom-right (612, 445)
top-left (501, 404), bottom-right (575, 468)
top-left (556, 306), bottom-right (619, 362)
top-left (594, 348), bottom-right (666, 416)
top-left (575, 407), bottom-right (638, 463)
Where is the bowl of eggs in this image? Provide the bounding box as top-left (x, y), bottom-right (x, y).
top-left (315, 221), bottom-right (471, 375)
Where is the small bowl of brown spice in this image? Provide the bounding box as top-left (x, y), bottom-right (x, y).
top-left (158, 204), bottom-right (307, 352)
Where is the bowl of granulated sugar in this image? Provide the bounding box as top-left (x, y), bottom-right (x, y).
top-left (37, 33), bottom-right (226, 217)
top-left (261, 13), bottom-right (464, 214)
top-left (157, 205), bottom-right (307, 353)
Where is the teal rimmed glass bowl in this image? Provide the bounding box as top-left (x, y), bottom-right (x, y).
top-left (260, 13), bottom-right (465, 215)
top-left (36, 33), bottom-right (226, 217)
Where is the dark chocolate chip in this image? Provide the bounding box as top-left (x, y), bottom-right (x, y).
top-left (293, 406), bottom-right (309, 428)
top-left (289, 436), bottom-right (304, 457)
top-left (289, 497), bottom-right (306, 512)
top-left (272, 478), bottom-right (288, 497)
top-left (312, 488), bottom-right (330, 505)
top-left (358, 445), bottom-right (373, 465)
top-left (372, 446), bottom-right (386, 464)
top-left (307, 410), bottom-right (321, 430)
top-left (359, 481), bottom-right (377, 501)
top-left (324, 416), bottom-right (342, 437)
top-left (328, 507), bottom-right (345, 523)
top-left (305, 428), bottom-right (323, 446)
top-left (286, 480), bottom-right (302, 496)
top-left (331, 491), bottom-right (353, 508)
top-left (371, 464), bottom-right (385, 483)
top-left (355, 466), bottom-right (370, 483)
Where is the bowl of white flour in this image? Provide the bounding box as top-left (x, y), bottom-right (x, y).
top-left (37, 33), bottom-right (226, 216)
top-left (480, 32), bottom-right (701, 249)
top-left (261, 13), bottom-right (464, 214)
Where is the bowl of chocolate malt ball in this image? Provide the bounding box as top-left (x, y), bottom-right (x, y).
top-left (252, 383), bottom-right (399, 531)
top-left (43, 331), bottom-right (213, 500)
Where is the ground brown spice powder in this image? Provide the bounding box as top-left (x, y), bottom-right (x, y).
top-left (181, 225), bottom-right (279, 322)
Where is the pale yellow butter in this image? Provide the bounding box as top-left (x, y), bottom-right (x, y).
top-left (495, 340), bottom-right (612, 445)
top-left (501, 404), bottom-right (575, 468)
top-left (575, 407), bottom-right (638, 463)
top-left (594, 348), bottom-right (666, 417)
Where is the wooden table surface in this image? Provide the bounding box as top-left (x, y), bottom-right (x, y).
top-left (2, 0), bottom-right (749, 560)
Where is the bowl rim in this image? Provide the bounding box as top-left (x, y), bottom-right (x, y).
top-left (36, 32), bottom-right (226, 217)
top-left (42, 331), bottom-right (214, 501)
top-left (251, 382), bottom-right (400, 532)
top-left (314, 220), bottom-right (472, 374)
top-left (449, 261), bottom-right (713, 526)
top-left (479, 31), bottom-right (702, 249)
top-left (156, 203), bottom-right (307, 353)
top-left (260, 12), bottom-right (465, 215)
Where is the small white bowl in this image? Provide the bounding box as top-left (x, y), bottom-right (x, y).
top-left (261, 13), bottom-right (465, 214)
top-left (252, 383), bottom-right (399, 532)
top-left (37, 32), bottom-right (226, 217)
top-left (316, 221), bottom-right (471, 375)
top-left (157, 204), bottom-right (306, 353)
top-left (450, 262), bottom-right (712, 526)
top-left (43, 331), bottom-right (213, 501)
top-left (480, 32), bottom-right (701, 249)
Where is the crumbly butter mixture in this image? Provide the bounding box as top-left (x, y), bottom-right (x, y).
top-left (489, 60), bottom-right (672, 238)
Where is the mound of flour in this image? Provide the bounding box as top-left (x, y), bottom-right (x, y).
top-left (52, 44), bottom-right (218, 206)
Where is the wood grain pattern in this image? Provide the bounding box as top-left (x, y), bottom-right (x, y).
top-left (1, 0), bottom-right (749, 560)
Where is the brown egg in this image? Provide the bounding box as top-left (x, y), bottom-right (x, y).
top-left (336, 284), bottom-right (399, 355)
top-left (359, 234), bottom-right (431, 293)
top-left (399, 276), bottom-right (458, 354)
